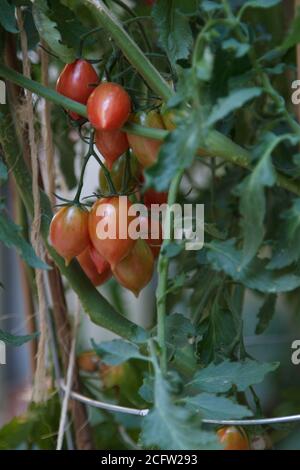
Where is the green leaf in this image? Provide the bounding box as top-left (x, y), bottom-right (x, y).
top-left (268, 199), bottom-right (300, 269)
top-left (166, 313), bottom-right (196, 348)
top-left (0, 329), bottom-right (39, 346)
top-left (255, 294), bottom-right (277, 335)
top-left (0, 210), bottom-right (49, 270)
top-left (207, 88), bottom-right (262, 127)
top-left (145, 112), bottom-right (201, 191)
top-left (0, 0), bottom-right (18, 33)
top-left (282, 7), bottom-right (300, 50)
top-left (207, 239), bottom-right (300, 293)
top-left (92, 339), bottom-right (147, 366)
top-left (152, 0), bottom-right (193, 65)
top-left (0, 160), bottom-right (8, 183)
top-left (184, 393), bottom-right (253, 420)
top-left (240, 149), bottom-right (276, 267)
top-left (141, 367), bottom-right (220, 450)
top-left (188, 359), bottom-right (279, 393)
top-left (33, 0), bottom-right (75, 63)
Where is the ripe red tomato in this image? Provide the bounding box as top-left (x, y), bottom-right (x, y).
top-left (87, 82), bottom-right (131, 130)
top-left (126, 111), bottom-right (165, 168)
top-left (56, 59), bottom-right (98, 120)
top-left (95, 129), bottom-right (129, 170)
top-left (139, 215), bottom-right (163, 258)
top-left (217, 426), bottom-right (250, 450)
top-left (50, 206), bottom-right (89, 264)
top-left (113, 239), bottom-right (154, 296)
top-left (77, 351), bottom-right (100, 372)
top-left (144, 188), bottom-right (168, 207)
top-left (88, 196), bottom-right (136, 268)
top-left (77, 245), bottom-right (111, 286)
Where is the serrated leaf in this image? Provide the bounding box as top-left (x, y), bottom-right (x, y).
top-left (48, 0), bottom-right (90, 53)
top-left (33, 0), bottom-right (75, 63)
top-left (207, 88), bottom-right (262, 126)
top-left (152, 0), bottom-right (193, 65)
top-left (145, 113), bottom-right (201, 191)
top-left (0, 0), bottom-right (18, 33)
top-left (92, 339), bottom-right (147, 366)
top-left (255, 294), bottom-right (277, 335)
top-left (0, 329), bottom-right (39, 347)
top-left (207, 239), bottom-right (300, 293)
top-left (240, 150), bottom-right (276, 267)
top-left (268, 199), bottom-right (300, 269)
top-left (188, 359), bottom-right (279, 393)
top-left (184, 393), bottom-right (253, 420)
top-left (141, 367), bottom-right (220, 450)
top-left (0, 211), bottom-right (49, 270)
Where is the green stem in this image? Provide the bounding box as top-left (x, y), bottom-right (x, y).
top-left (156, 169), bottom-right (184, 374)
top-left (0, 103), bottom-right (147, 342)
top-left (83, 0), bottom-right (172, 101)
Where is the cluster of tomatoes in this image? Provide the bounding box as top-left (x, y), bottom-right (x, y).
top-left (50, 59), bottom-right (170, 296)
